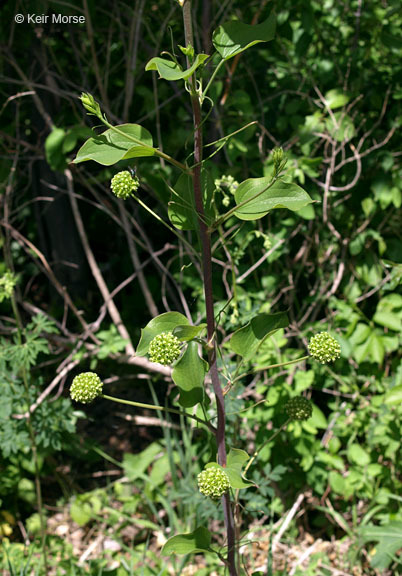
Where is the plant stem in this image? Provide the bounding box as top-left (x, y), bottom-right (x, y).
top-left (233, 419), bottom-right (291, 564)
top-left (131, 193), bottom-right (200, 261)
top-left (232, 355), bottom-right (310, 384)
top-left (100, 394), bottom-right (214, 433)
top-left (202, 58), bottom-right (225, 103)
top-left (182, 2), bottom-right (237, 574)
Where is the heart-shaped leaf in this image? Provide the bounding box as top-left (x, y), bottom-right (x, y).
top-left (212, 13), bottom-right (276, 60)
top-left (206, 449), bottom-right (253, 490)
top-left (74, 124), bottom-right (154, 166)
top-left (230, 312), bottom-right (289, 360)
top-left (162, 526), bottom-right (211, 555)
top-left (234, 178), bottom-right (313, 221)
top-left (136, 312), bottom-right (189, 357)
top-left (145, 53), bottom-right (209, 81)
top-left (172, 341), bottom-right (207, 407)
top-left (173, 324), bottom-right (207, 341)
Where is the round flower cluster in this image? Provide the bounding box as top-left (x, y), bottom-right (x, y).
top-left (198, 466), bottom-right (231, 499)
top-left (110, 170), bottom-right (139, 199)
top-left (70, 372), bottom-right (103, 404)
top-left (148, 332), bottom-right (182, 366)
top-left (285, 397), bottom-right (313, 421)
top-left (308, 332), bottom-right (341, 364)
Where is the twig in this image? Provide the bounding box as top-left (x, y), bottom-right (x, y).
top-left (65, 168), bottom-right (135, 356)
top-left (272, 493), bottom-right (305, 552)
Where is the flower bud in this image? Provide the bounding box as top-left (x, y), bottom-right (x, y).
top-left (110, 171), bottom-right (140, 199)
top-left (148, 332), bottom-right (182, 366)
top-left (272, 147), bottom-right (284, 165)
top-left (272, 147), bottom-right (287, 175)
top-left (308, 332), bottom-right (341, 364)
top-left (198, 466), bottom-right (230, 499)
top-left (80, 92), bottom-right (102, 118)
top-left (70, 372), bottom-right (103, 404)
top-left (285, 397), bottom-right (313, 421)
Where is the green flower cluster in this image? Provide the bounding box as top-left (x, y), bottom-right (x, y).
top-left (110, 171), bottom-right (139, 199)
top-left (0, 271), bottom-right (17, 303)
top-left (198, 466), bottom-right (230, 499)
top-left (285, 397), bottom-right (313, 421)
top-left (148, 332), bottom-right (182, 366)
top-left (70, 372), bottom-right (103, 404)
top-left (215, 174), bottom-right (239, 207)
top-left (308, 332), bottom-right (341, 363)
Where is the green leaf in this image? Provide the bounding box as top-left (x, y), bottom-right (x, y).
top-left (324, 89), bottom-right (350, 109)
top-left (373, 294), bottom-right (402, 332)
top-left (173, 324), bottom-right (207, 341)
top-left (96, 324), bottom-right (128, 359)
top-left (70, 493), bottom-right (103, 526)
top-left (234, 178), bottom-right (313, 221)
top-left (162, 526), bottom-right (211, 555)
top-left (62, 126), bottom-right (93, 155)
top-left (307, 405), bottom-right (328, 430)
top-left (347, 443), bottom-right (371, 466)
top-left (122, 443), bottom-right (162, 481)
top-left (204, 450), bottom-right (253, 490)
top-left (70, 499), bottom-right (93, 526)
top-left (45, 127), bottom-right (67, 171)
top-left (329, 471), bottom-right (346, 495)
top-left (325, 113), bottom-right (355, 142)
top-left (227, 448), bottom-right (249, 469)
top-left (230, 312), bottom-right (289, 360)
top-left (225, 448), bottom-right (253, 489)
top-left (360, 521), bottom-right (402, 570)
top-left (172, 342), bottom-right (207, 407)
top-left (136, 312), bottom-right (189, 356)
top-left (384, 385), bottom-right (402, 405)
top-left (353, 329), bottom-right (385, 365)
top-left (145, 53), bottom-right (209, 81)
top-left (212, 13), bottom-right (276, 60)
top-left (73, 124), bottom-right (154, 166)
top-left (168, 169), bottom-right (214, 230)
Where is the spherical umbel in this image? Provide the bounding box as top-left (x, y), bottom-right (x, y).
top-left (148, 332), bottom-right (182, 366)
top-left (110, 170), bottom-right (139, 200)
top-left (70, 372), bottom-right (103, 404)
top-left (308, 332), bottom-right (341, 364)
top-left (198, 466), bottom-right (231, 499)
top-left (285, 397), bottom-right (313, 421)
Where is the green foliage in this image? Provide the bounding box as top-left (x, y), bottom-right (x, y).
top-left (230, 312), bottom-right (289, 360)
top-left (212, 13), bottom-right (276, 60)
top-left (359, 521), bottom-right (402, 570)
top-left (95, 325), bottom-right (128, 360)
top-left (233, 178), bottom-right (313, 221)
top-left (0, 270), bottom-right (17, 302)
top-left (168, 170), bottom-right (215, 230)
top-left (74, 124), bottom-right (154, 165)
top-left (1, 0), bottom-right (401, 573)
top-left (224, 448), bottom-right (253, 489)
top-left (171, 342), bottom-right (207, 407)
top-left (162, 526), bottom-right (211, 555)
top-left (136, 312), bottom-right (189, 356)
top-left (145, 53), bottom-right (210, 81)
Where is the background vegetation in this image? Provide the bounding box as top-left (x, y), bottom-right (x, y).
top-left (0, 0), bottom-right (401, 574)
